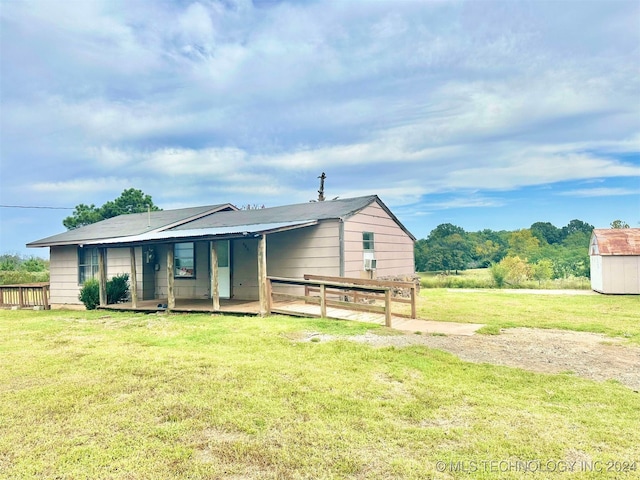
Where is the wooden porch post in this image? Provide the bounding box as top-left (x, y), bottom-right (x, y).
top-left (320, 284), bottom-right (327, 318)
top-left (210, 241), bottom-right (220, 311)
top-left (258, 234), bottom-right (269, 316)
top-left (167, 245), bottom-right (175, 310)
top-left (130, 247), bottom-right (138, 308)
top-left (98, 248), bottom-right (107, 307)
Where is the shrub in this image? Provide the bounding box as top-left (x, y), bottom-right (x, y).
top-left (79, 279), bottom-right (100, 310)
top-left (78, 274), bottom-right (130, 310)
top-left (107, 274), bottom-right (130, 304)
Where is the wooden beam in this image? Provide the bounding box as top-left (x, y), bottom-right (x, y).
top-left (258, 234), bottom-right (269, 316)
top-left (98, 248), bottom-right (107, 307)
top-left (384, 289), bottom-right (392, 328)
top-left (320, 284), bottom-right (327, 318)
top-left (130, 247), bottom-right (138, 309)
top-left (167, 245), bottom-right (175, 310)
top-left (210, 241), bottom-right (220, 311)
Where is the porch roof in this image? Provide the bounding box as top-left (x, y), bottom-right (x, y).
top-left (54, 220), bottom-right (319, 247)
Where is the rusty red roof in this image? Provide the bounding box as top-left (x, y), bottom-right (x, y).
top-left (590, 228), bottom-right (640, 256)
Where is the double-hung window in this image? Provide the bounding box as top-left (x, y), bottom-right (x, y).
top-left (174, 242), bottom-right (195, 278)
top-left (362, 232), bottom-right (375, 251)
top-left (78, 247), bottom-right (100, 284)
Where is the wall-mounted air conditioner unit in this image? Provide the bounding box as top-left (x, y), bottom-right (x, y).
top-left (364, 258), bottom-right (377, 271)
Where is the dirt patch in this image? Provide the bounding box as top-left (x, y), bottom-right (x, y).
top-left (302, 329), bottom-right (640, 391)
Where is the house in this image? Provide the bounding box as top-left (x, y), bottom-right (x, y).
top-left (27, 195), bottom-right (416, 310)
top-left (589, 228), bottom-right (640, 294)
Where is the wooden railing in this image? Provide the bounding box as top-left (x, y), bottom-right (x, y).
top-left (0, 283), bottom-right (50, 310)
top-left (303, 274), bottom-right (417, 320)
top-left (266, 275), bottom-right (417, 327)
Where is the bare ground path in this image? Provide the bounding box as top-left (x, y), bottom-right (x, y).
top-left (303, 328), bottom-right (640, 391)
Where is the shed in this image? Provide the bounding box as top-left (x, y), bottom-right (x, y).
top-left (589, 228), bottom-right (640, 294)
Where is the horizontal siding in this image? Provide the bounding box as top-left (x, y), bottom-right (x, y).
top-left (267, 222), bottom-right (341, 279)
top-left (50, 246), bottom-right (81, 305)
top-left (155, 242), bottom-right (211, 299)
top-left (601, 256), bottom-right (640, 294)
top-left (232, 238), bottom-right (258, 300)
top-left (343, 202), bottom-right (414, 279)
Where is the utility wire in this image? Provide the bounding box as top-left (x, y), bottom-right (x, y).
top-left (0, 205), bottom-right (74, 210)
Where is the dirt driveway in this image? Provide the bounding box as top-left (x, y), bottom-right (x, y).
top-left (305, 328), bottom-right (640, 391)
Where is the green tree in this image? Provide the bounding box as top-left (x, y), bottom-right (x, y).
top-left (424, 224), bottom-right (471, 273)
top-left (530, 259), bottom-right (553, 284)
top-left (507, 229), bottom-right (540, 259)
top-left (562, 219), bottom-right (593, 239)
top-left (63, 188), bottom-right (161, 229)
top-left (530, 222), bottom-right (562, 245)
top-left (610, 219), bottom-right (630, 229)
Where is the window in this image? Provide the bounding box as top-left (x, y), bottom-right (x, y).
top-left (78, 247), bottom-right (100, 284)
top-left (174, 242), bottom-right (195, 278)
top-left (362, 232), bottom-right (375, 251)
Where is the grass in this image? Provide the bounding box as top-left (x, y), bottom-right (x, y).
top-left (418, 289), bottom-right (640, 344)
top-left (419, 269), bottom-right (590, 290)
top-left (1, 307), bottom-right (639, 479)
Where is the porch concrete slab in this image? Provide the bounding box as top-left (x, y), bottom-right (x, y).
top-left (391, 318), bottom-right (484, 336)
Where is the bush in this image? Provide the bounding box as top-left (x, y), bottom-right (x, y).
top-left (79, 279), bottom-right (100, 310)
top-left (0, 270), bottom-right (49, 285)
top-left (107, 274), bottom-right (130, 304)
top-left (78, 274), bottom-right (130, 310)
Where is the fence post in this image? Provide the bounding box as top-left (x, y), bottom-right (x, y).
top-left (320, 284), bottom-right (327, 318)
top-left (18, 286), bottom-right (25, 308)
top-left (43, 285), bottom-right (49, 310)
top-left (410, 284), bottom-right (416, 319)
top-left (384, 289), bottom-right (392, 328)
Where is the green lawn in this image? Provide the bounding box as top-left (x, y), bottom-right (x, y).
top-left (417, 289), bottom-right (640, 343)
top-left (1, 303), bottom-right (639, 479)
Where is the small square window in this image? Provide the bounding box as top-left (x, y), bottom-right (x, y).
top-left (174, 242), bottom-right (195, 278)
top-left (363, 232), bottom-right (374, 251)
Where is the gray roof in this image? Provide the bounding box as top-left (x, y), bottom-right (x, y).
top-left (28, 195), bottom-right (415, 247)
top-left (27, 204), bottom-right (234, 247)
top-left (172, 195), bottom-right (378, 230)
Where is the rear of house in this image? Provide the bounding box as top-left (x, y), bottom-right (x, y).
top-left (589, 228), bottom-right (640, 294)
top-left (29, 196), bottom-right (416, 309)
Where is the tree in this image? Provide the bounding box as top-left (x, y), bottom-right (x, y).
top-left (423, 224), bottom-right (471, 273)
top-left (562, 219), bottom-right (593, 239)
top-left (63, 188), bottom-right (161, 229)
top-left (507, 229), bottom-right (540, 259)
top-left (530, 222), bottom-right (562, 245)
top-left (610, 219), bottom-right (630, 229)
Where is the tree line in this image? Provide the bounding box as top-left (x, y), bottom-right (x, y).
top-left (414, 219), bottom-right (603, 283)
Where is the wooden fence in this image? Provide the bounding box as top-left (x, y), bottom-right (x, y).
top-left (0, 283), bottom-right (50, 309)
top-left (266, 275), bottom-right (417, 327)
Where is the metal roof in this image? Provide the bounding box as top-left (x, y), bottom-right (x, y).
top-left (590, 228), bottom-right (640, 255)
top-left (27, 204), bottom-right (234, 247)
top-left (77, 221), bottom-right (319, 246)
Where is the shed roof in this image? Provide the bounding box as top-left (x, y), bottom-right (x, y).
top-left (590, 228), bottom-right (640, 256)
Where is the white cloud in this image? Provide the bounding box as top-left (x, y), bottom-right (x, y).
top-left (560, 187), bottom-right (640, 198)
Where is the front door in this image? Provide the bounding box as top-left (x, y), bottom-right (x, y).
top-left (214, 240), bottom-right (231, 299)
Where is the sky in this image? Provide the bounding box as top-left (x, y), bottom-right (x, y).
top-left (1, 0), bottom-right (639, 258)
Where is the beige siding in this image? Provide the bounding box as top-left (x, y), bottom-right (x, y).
top-left (49, 246), bottom-right (82, 306)
top-left (232, 238), bottom-right (259, 300)
top-left (343, 202), bottom-right (414, 278)
top-left (155, 242), bottom-right (211, 299)
top-left (50, 245), bottom-right (145, 307)
top-left (598, 256), bottom-right (640, 294)
top-left (267, 222), bottom-right (341, 278)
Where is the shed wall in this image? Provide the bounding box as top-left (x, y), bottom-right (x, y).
top-left (342, 202), bottom-right (415, 278)
top-left (597, 256), bottom-right (640, 294)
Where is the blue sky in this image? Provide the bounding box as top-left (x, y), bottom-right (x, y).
top-left (1, 0), bottom-right (639, 257)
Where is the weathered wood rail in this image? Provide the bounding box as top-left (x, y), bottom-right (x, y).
top-left (266, 275), bottom-right (417, 327)
top-left (304, 274), bottom-right (417, 320)
top-left (0, 283), bottom-right (50, 309)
